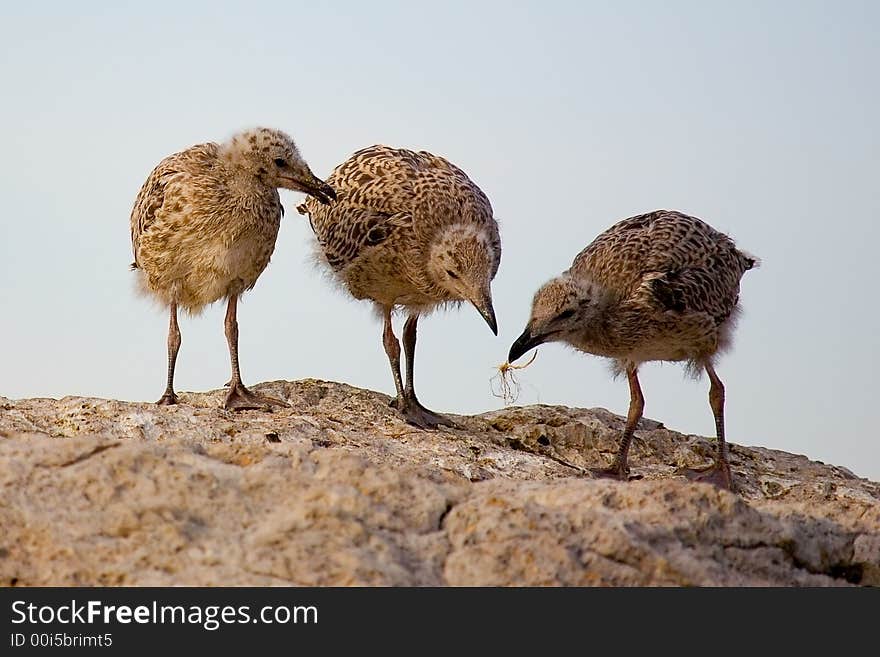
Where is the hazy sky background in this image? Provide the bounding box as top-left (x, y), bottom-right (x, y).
top-left (1, 1), bottom-right (878, 479)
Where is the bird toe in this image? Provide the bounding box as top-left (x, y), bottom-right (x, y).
top-left (223, 385), bottom-right (288, 412)
top-left (392, 398), bottom-right (458, 430)
top-left (156, 392), bottom-right (179, 406)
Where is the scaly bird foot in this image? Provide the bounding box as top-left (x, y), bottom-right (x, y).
top-left (156, 392), bottom-right (178, 406)
top-left (390, 397), bottom-right (458, 430)
top-left (224, 383), bottom-right (288, 411)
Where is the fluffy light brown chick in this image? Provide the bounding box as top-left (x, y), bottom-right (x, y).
top-left (131, 127), bottom-right (335, 409)
top-left (509, 210), bottom-right (757, 490)
top-left (299, 145), bottom-right (500, 428)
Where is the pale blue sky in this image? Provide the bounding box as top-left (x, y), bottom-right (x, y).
top-left (1, 1), bottom-right (878, 479)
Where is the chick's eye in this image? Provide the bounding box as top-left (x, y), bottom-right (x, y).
top-left (274, 158), bottom-right (286, 168)
top-left (557, 309), bottom-right (575, 321)
top-left (446, 270), bottom-right (459, 279)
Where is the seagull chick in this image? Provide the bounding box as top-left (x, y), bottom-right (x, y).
top-left (130, 127), bottom-right (336, 410)
top-left (299, 145), bottom-right (500, 428)
top-left (508, 210), bottom-right (757, 490)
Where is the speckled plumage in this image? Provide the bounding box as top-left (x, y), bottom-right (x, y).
top-left (131, 127), bottom-right (335, 409)
top-left (131, 141), bottom-right (283, 311)
top-left (564, 210), bottom-right (756, 367)
top-left (509, 210), bottom-right (757, 489)
top-left (299, 145), bottom-right (501, 427)
top-left (301, 145), bottom-right (500, 309)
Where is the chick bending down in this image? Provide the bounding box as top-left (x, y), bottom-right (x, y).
top-left (131, 127), bottom-right (335, 410)
top-left (509, 210), bottom-right (757, 490)
top-left (300, 145), bottom-right (500, 428)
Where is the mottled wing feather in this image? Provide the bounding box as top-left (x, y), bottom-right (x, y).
top-left (649, 271), bottom-right (688, 313)
top-left (130, 168), bottom-right (170, 268)
top-left (129, 143), bottom-right (219, 268)
top-left (311, 205), bottom-right (410, 272)
top-left (571, 210), bottom-right (751, 323)
top-left (302, 145), bottom-right (497, 273)
top-left (324, 145), bottom-right (419, 213)
top-left (409, 152), bottom-right (495, 245)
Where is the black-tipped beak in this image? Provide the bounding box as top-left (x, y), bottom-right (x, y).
top-left (292, 169), bottom-right (336, 206)
top-left (307, 175), bottom-right (337, 205)
top-left (508, 326), bottom-right (543, 363)
top-left (471, 295), bottom-right (497, 335)
top-left (482, 304), bottom-right (498, 336)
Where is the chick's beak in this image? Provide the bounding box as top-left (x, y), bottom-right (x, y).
top-left (471, 292), bottom-right (498, 336)
top-left (508, 325), bottom-right (544, 363)
top-left (298, 170), bottom-right (337, 205)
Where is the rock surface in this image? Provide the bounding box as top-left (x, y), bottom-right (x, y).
top-left (1, 379), bottom-right (878, 586)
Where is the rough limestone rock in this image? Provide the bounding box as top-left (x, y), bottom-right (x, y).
top-left (1, 379), bottom-right (877, 586)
